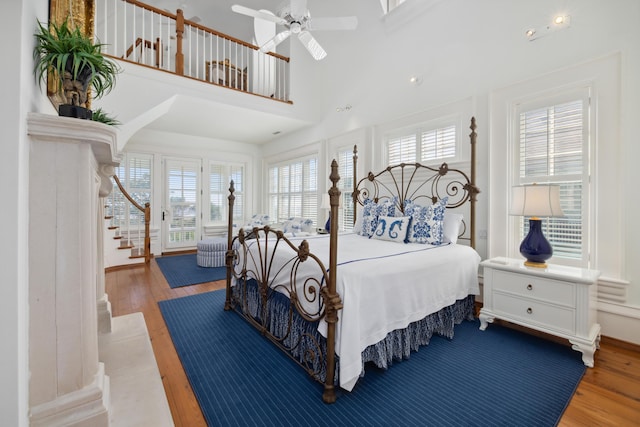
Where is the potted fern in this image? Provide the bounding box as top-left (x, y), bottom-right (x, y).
top-left (33, 18), bottom-right (120, 119)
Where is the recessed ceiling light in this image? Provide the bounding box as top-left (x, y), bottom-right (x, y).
top-left (525, 29), bottom-right (536, 38)
top-left (409, 75), bottom-right (423, 86)
top-left (554, 15), bottom-right (565, 25)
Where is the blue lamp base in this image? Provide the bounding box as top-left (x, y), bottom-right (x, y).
top-left (520, 218), bottom-right (553, 268)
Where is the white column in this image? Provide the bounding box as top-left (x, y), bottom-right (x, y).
top-left (27, 113), bottom-right (120, 427)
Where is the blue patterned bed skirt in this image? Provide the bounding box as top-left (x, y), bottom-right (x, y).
top-left (230, 281), bottom-right (476, 385)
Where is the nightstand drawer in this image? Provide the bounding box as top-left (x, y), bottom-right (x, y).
top-left (493, 270), bottom-right (575, 307)
top-left (493, 292), bottom-right (576, 335)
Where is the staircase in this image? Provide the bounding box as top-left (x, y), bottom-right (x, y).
top-left (104, 175), bottom-right (152, 268)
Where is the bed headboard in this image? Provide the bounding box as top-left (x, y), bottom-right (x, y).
top-left (352, 117), bottom-right (480, 248)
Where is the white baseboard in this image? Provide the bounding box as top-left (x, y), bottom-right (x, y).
top-left (597, 301), bottom-right (640, 346)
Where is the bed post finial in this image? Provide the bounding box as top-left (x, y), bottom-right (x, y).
top-left (225, 180), bottom-right (236, 311)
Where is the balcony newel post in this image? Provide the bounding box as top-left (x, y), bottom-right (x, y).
top-left (176, 8), bottom-right (185, 75)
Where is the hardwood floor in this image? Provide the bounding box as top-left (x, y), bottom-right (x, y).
top-left (106, 259), bottom-right (640, 426)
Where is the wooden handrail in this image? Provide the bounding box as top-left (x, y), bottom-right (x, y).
top-left (112, 175), bottom-right (151, 263)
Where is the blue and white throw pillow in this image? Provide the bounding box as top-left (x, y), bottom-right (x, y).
top-left (371, 216), bottom-right (411, 243)
top-left (359, 197), bottom-right (398, 238)
top-left (247, 213), bottom-right (271, 228)
top-left (405, 197), bottom-right (448, 245)
top-left (282, 217), bottom-right (314, 234)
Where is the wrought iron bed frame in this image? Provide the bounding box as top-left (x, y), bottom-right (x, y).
top-left (224, 117), bottom-right (479, 403)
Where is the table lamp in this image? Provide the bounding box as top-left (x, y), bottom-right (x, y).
top-left (510, 183), bottom-right (564, 268)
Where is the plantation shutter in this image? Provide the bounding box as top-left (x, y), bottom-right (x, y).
top-left (386, 122), bottom-right (456, 164)
top-left (421, 125), bottom-right (456, 161)
top-left (268, 156), bottom-right (318, 224)
top-left (387, 134), bottom-right (417, 164)
top-left (209, 163), bottom-right (244, 223)
top-left (517, 98), bottom-right (587, 263)
top-left (337, 147), bottom-right (355, 230)
top-left (112, 153), bottom-right (152, 227)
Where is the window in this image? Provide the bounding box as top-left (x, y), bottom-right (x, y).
top-left (209, 163), bottom-right (244, 224)
top-left (268, 156), bottom-right (318, 224)
top-left (112, 153), bottom-right (152, 228)
top-left (336, 147), bottom-right (355, 230)
top-left (386, 123), bottom-right (456, 164)
top-left (514, 95), bottom-right (589, 265)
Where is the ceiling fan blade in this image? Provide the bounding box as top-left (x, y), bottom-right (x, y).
top-left (298, 30), bottom-right (327, 60)
top-left (289, 0), bottom-right (308, 19)
top-left (260, 30), bottom-right (291, 53)
top-left (307, 16), bottom-right (358, 31)
top-left (232, 5), bottom-right (287, 25)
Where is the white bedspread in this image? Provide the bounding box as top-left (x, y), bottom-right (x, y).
top-left (237, 232), bottom-right (480, 391)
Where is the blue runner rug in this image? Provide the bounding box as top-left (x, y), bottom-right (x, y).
top-left (159, 290), bottom-right (586, 426)
top-left (155, 254), bottom-right (226, 288)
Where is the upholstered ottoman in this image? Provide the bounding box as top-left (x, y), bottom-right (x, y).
top-left (196, 238), bottom-right (227, 267)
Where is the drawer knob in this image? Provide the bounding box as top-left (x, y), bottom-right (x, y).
top-left (527, 307), bottom-right (533, 314)
top-left (527, 284), bottom-right (533, 290)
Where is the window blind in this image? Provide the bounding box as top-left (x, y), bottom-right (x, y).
top-left (517, 99), bottom-right (586, 263)
top-left (113, 153), bottom-right (152, 227)
top-left (336, 147), bottom-right (355, 230)
top-left (268, 156), bottom-right (318, 224)
top-left (209, 163), bottom-right (244, 223)
top-left (387, 123), bottom-right (456, 164)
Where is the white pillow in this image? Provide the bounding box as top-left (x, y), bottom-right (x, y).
top-left (371, 216), bottom-right (411, 243)
top-left (443, 212), bottom-right (464, 244)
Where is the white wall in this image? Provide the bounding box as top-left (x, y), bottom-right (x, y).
top-left (262, 1), bottom-right (640, 322)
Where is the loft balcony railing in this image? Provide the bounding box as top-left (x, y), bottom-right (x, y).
top-left (95, 0), bottom-right (291, 102)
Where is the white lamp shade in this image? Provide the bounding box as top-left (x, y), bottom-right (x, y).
top-left (320, 194), bottom-right (331, 209)
top-left (510, 184), bottom-right (564, 217)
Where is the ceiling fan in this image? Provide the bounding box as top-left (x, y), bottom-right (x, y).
top-left (231, 0), bottom-right (358, 60)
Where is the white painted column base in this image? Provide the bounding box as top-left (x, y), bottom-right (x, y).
top-left (29, 363), bottom-right (110, 427)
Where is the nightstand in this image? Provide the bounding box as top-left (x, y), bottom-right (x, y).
top-left (479, 257), bottom-right (601, 367)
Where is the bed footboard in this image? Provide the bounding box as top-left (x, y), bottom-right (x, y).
top-left (225, 163), bottom-right (344, 403)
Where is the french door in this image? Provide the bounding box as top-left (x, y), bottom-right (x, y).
top-left (163, 158), bottom-right (201, 251)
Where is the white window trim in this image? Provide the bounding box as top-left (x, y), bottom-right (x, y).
top-left (510, 90), bottom-right (591, 268)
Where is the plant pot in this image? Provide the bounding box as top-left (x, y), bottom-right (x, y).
top-left (58, 104), bottom-right (93, 120)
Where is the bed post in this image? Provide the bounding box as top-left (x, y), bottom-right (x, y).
top-left (352, 144), bottom-right (358, 226)
top-left (469, 117), bottom-right (479, 249)
top-left (322, 160), bottom-right (344, 404)
top-left (224, 180), bottom-right (235, 311)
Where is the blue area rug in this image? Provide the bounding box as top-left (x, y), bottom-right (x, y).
top-left (155, 254), bottom-right (226, 288)
top-left (159, 290), bottom-right (586, 426)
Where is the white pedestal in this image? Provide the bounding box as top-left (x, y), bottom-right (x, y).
top-left (27, 113), bottom-right (120, 426)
